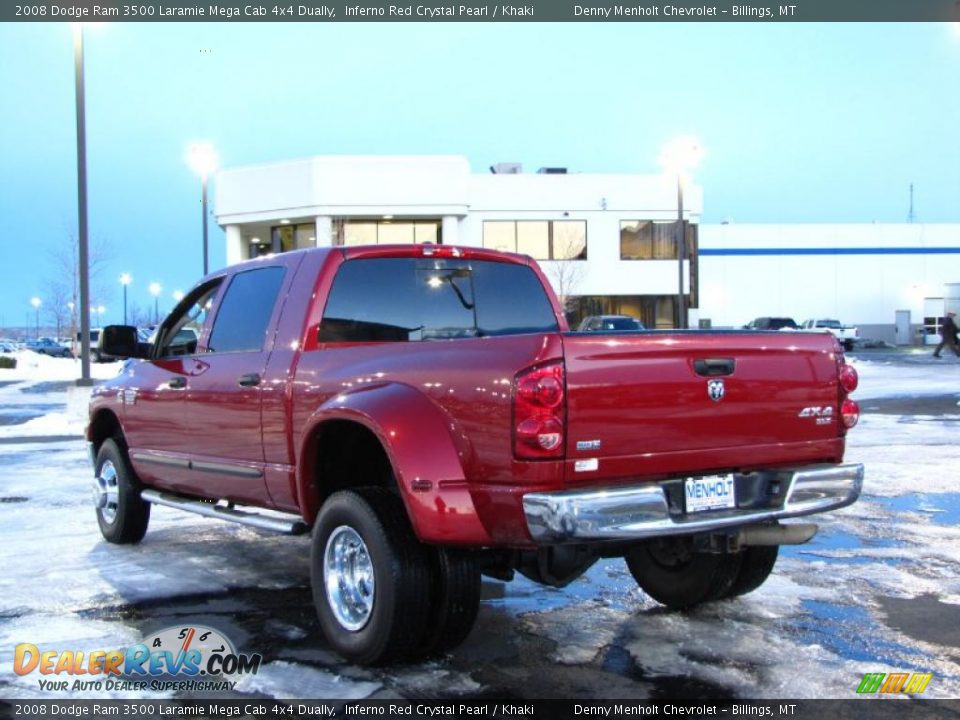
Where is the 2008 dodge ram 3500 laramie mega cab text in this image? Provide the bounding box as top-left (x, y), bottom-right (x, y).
top-left (89, 245), bottom-right (863, 664)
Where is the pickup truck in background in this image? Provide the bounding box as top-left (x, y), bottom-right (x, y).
top-left (800, 318), bottom-right (859, 351)
top-left (88, 245), bottom-right (863, 665)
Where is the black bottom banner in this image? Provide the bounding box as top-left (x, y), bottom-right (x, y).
top-left (2, 699), bottom-right (959, 720)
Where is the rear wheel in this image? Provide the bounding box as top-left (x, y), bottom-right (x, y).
top-left (94, 438), bottom-right (150, 544)
top-left (722, 545), bottom-right (779, 598)
top-left (625, 537), bottom-right (742, 610)
top-left (311, 488), bottom-right (430, 665)
top-left (419, 548), bottom-right (482, 657)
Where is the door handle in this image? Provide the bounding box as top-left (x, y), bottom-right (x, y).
top-left (168, 376), bottom-right (187, 389)
top-left (238, 373), bottom-right (261, 388)
top-left (694, 358), bottom-right (736, 377)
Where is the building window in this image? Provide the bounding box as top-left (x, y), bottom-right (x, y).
top-left (482, 220), bottom-right (587, 260)
top-left (341, 220), bottom-right (441, 246)
top-left (262, 223), bottom-right (316, 259)
top-left (620, 221), bottom-right (699, 264)
top-left (620, 221), bottom-right (678, 260)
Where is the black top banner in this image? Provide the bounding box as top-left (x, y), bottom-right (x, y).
top-left (4, 0), bottom-right (960, 22)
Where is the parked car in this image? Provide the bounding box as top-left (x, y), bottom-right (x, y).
top-left (800, 319), bottom-right (859, 351)
top-left (0, 341), bottom-right (16, 354)
top-left (744, 317), bottom-right (799, 331)
top-left (577, 314), bottom-right (646, 331)
top-left (25, 337), bottom-right (73, 358)
top-left (88, 245), bottom-right (863, 665)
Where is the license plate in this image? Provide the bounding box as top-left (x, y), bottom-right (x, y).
top-left (684, 474), bottom-right (736, 513)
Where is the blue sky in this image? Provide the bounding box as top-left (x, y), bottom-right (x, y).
top-left (1, 22), bottom-right (958, 330)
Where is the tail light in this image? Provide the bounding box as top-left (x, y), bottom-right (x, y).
top-left (841, 398), bottom-right (860, 428)
top-left (837, 359), bottom-right (859, 432)
top-left (514, 362), bottom-right (566, 459)
top-left (839, 364), bottom-right (858, 394)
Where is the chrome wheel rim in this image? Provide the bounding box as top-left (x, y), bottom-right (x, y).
top-left (323, 525), bottom-right (375, 631)
top-left (94, 459), bottom-right (119, 524)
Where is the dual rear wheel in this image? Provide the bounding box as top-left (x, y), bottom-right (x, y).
top-left (625, 536), bottom-right (779, 609)
top-left (310, 488), bottom-right (481, 665)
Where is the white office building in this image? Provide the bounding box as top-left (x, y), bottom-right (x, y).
top-left (214, 155), bottom-right (959, 341)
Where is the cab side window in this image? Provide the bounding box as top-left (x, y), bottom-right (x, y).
top-left (207, 267), bottom-right (286, 353)
top-left (155, 281), bottom-right (221, 358)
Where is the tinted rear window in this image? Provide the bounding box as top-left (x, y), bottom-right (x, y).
top-left (319, 258), bottom-right (558, 342)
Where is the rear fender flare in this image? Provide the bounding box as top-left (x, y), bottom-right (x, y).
top-left (297, 383), bottom-right (492, 545)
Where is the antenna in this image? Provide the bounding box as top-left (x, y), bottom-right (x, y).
top-left (907, 182), bottom-right (915, 224)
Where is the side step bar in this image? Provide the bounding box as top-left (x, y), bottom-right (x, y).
top-left (140, 489), bottom-right (309, 535)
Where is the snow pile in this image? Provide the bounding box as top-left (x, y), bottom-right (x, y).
top-left (0, 351), bottom-right (121, 383)
top-left (233, 661), bottom-right (380, 700)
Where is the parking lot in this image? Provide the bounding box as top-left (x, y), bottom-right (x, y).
top-left (0, 349), bottom-right (958, 702)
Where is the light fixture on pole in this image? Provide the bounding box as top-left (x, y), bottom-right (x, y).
top-left (172, 290), bottom-right (185, 303)
top-left (120, 273), bottom-right (132, 325)
top-left (30, 297), bottom-right (41, 340)
top-left (149, 282), bottom-right (162, 324)
top-left (658, 136), bottom-right (704, 330)
top-left (187, 142), bottom-right (218, 276)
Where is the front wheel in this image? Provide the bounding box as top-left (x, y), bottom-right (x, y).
top-left (625, 537), bottom-right (742, 610)
top-left (94, 438), bottom-right (150, 544)
top-left (310, 488), bottom-right (430, 665)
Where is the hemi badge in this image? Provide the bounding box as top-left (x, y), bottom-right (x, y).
top-left (574, 459), bottom-right (599, 473)
top-left (576, 440), bottom-right (602, 451)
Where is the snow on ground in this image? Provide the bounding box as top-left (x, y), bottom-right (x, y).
top-left (0, 351), bottom-right (958, 700)
top-left (850, 352), bottom-right (960, 400)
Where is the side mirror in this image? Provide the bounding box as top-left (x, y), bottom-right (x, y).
top-left (101, 325), bottom-right (148, 359)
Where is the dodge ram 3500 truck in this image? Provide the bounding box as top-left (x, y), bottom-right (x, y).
top-left (88, 245), bottom-right (863, 665)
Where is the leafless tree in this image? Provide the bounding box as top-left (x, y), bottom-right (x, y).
top-left (46, 230), bottom-right (113, 347)
top-left (544, 235), bottom-right (588, 321)
top-left (126, 301), bottom-right (151, 329)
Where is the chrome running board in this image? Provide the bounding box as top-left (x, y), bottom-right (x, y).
top-left (140, 489), bottom-right (309, 535)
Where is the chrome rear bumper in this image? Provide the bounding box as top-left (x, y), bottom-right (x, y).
top-left (522, 463), bottom-right (864, 543)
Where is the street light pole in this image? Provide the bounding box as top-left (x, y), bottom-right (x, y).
top-left (188, 142), bottom-right (218, 277)
top-left (120, 273), bottom-right (132, 325)
top-left (73, 24), bottom-right (92, 386)
top-left (658, 136), bottom-right (703, 331)
top-left (149, 282), bottom-right (162, 324)
top-left (31, 298), bottom-right (41, 340)
top-left (676, 176), bottom-right (686, 329)
top-left (202, 173), bottom-right (209, 276)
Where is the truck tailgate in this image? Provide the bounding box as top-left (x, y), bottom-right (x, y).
top-left (562, 331), bottom-right (845, 483)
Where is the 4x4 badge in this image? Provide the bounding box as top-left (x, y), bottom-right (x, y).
top-left (707, 379), bottom-right (725, 402)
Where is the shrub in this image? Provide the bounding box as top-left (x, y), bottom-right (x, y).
top-left (0, 356), bottom-right (16, 369)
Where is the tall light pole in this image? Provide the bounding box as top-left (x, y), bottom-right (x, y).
top-left (30, 297), bottom-right (41, 340)
top-left (188, 142), bottom-right (218, 276)
top-left (149, 282), bottom-right (162, 324)
top-left (73, 24), bottom-right (93, 386)
top-left (659, 136), bottom-right (704, 330)
top-left (120, 273), bottom-right (132, 325)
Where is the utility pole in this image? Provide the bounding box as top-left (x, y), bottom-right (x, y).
top-left (907, 182), bottom-right (915, 224)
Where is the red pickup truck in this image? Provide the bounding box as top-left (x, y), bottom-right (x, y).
top-left (88, 245), bottom-right (863, 665)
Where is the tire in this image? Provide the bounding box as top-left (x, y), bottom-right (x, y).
top-left (94, 438), bottom-right (150, 544)
top-left (625, 537), bottom-right (742, 610)
top-left (722, 545), bottom-right (779, 599)
top-left (91, 350), bottom-right (101, 363)
top-left (310, 488), bottom-right (430, 665)
top-left (418, 548), bottom-right (482, 657)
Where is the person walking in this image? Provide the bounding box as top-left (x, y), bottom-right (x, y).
top-left (933, 310), bottom-right (960, 358)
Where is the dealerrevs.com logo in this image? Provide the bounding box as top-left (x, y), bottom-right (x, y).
top-left (14, 625), bottom-right (262, 693)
